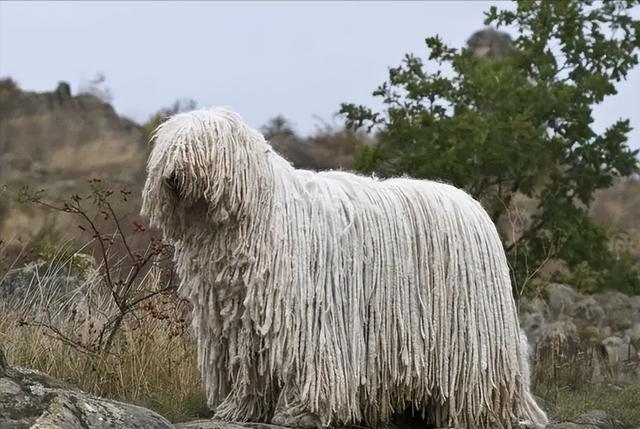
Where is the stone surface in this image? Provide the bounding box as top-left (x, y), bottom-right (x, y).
top-left (0, 356), bottom-right (175, 429)
top-left (467, 27), bottom-right (514, 59)
top-left (574, 296), bottom-right (606, 328)
top-left (0, 261), bottom-right (85, 306)
top-left (519, 284), bottom-right (639, 376)
top-left (601, 336), bottom-right (636, 369)
top-left (630, 296), bottom-right (640, 324)
top-left (629, 323), bottom-right (640, 352)
top-left (520, 296), bottom-right (552, 348)
top-left (594, 292), bottom-right (633, 333)
top-left (544, 284), bottom-right (582, 319)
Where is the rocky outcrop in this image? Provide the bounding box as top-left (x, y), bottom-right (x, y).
top-left (0, 260), bottom-right (111, 350)
top-left (0, 260), bottom-right (89, 305)
top-left (594, 291), bottom-right (634, 333)
top-left (467, 28), bottom-right (514, 59)
top-left (0, 80), bottom-right (149, 238)
top-left (0, 80), bottom-right (146, 184)
top-left (0, 351), bottom-right (174, 429)
top-left (520, 284), bottom-right (640, 383)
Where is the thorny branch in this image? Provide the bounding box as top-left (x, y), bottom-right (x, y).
top-left (14, 180), bottom-right (178, 354)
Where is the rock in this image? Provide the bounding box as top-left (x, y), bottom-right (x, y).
top-left (0, 81), bottom-right (146, 182)
top-left (521, 309), bottom-right (549, 348)
top-left (519, 285), bottom-right (636, 356)
top-left (267, 127), bottom-right (357, 171)
top-left (630, 296), bottom-right (640, 323)
top-left (594, 292), bottom-right (633, 333)
top-left (0, 261), bottom-right (86, 308)
top-left (574, 296), bottom-right (606, 328)
top-left (579, 325), bottom-right (606, 344)
top-left (54, 81), bottom-right (71, 100)
top-left (467, 27), bottom-right (514, 59)
top-left (629, 323), bottom-right (640, 353)
top-left (602, 336), bottom-right (636, 368)
top-left (0, 260), bottom-right (108, 345)
top-left (519, 296), bottom-right (552, 347)
top-left (0, 358), bottom-right (175, 429)
top-left (176, 421), bottom-right (218, 429)
top-left (544, 283), bottom-right (583, 319)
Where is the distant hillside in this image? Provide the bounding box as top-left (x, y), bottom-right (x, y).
top-left (0, 79), bottom-right (147, 186)
top-left (0, 79), bottom-right (148, 239)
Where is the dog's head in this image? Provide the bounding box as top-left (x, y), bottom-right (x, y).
top-left (141, 107), bottom-right (272, 240)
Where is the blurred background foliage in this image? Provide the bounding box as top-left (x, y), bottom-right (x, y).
top-left (341, 0), bottom-right (640, 294)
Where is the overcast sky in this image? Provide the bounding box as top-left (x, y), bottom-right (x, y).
top-left (1, 1), bottom-right (638, 149)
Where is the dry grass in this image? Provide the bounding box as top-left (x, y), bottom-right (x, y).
top-left (1, 310), bottom-right (209, 422)
top-left (0, 251), bottom-right (211, 423)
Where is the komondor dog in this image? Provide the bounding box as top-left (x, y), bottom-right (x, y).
top-left (141, 107), bottom-right (548, 429)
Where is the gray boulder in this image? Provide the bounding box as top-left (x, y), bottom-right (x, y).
top-left (601, 336), bottom-right (637, 369)
top-left (629, 322), bottom-right (640, 352)
top-left (467, 27), bottom-right (514, 59)
top-left (519, 296), bottom-right (552, 347)
top-left (574, 296), bottom-right (606, 329)
top-left (544, 283), bottom-right (583, 319)
top-left (520, 285), bottom-right (636, 355)
top-left (0, 351), bottom-right (175, 429)
top-left (630, 296), bottom-right (640, 324)
top-left (0, 261), bottom-right (86, 306)
top-left (594, 292), bottom-right (633, 333)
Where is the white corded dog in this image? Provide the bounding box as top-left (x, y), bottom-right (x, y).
top-left (141, 107), bottom-right (547, 429)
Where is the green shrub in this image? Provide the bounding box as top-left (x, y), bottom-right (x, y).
top-left (341, 1), bottom-right (640, 292)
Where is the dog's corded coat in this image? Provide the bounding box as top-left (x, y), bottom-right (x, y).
top-left (141, 108), bottom-right (548, 428)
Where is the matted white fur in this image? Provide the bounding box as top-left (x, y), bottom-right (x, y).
top-left (141, 107), bottom-right (548, 428)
